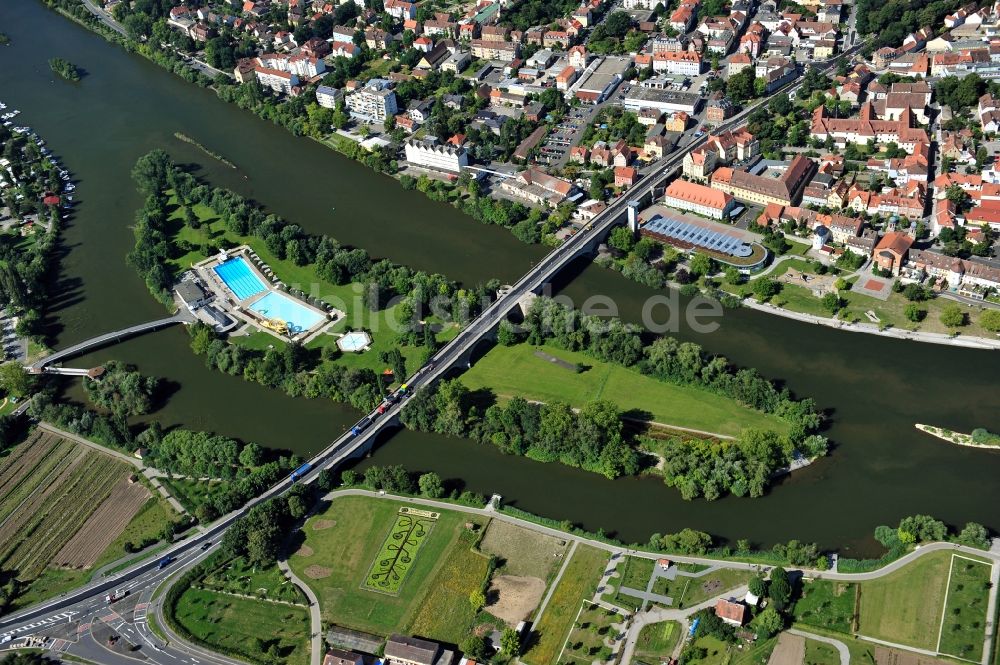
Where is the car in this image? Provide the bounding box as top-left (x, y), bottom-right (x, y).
top-left (200, 541), bottom-right (212, 550)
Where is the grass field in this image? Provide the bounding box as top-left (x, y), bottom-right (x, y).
top-left (651, 568), bottom-right (752, 610)
top-left (289, 496), bottom-right (486, 637)
top-left (730, 635), bottom-right (779, 665)
top-left (858, 550), bottom-right (952, 650)
top-left (478, 519), bottom-right (568, 579)
top-left (406, 526), bottom-right (492, 644)
top-left (0, 430), bottom-right (176, 609)
top-left (689, 635), bottom-right (733, 665)
top-left (793, 580), bottom-right (857, 633)
top-left (159, 478), bottom-right (231, 514)
top-left (634, 620), bottom-right (682, 662)
top-left (804, 639), bottom-right (842, 665)
top-left (165, 193), bottom-right (453, 379)
top-left (173, 587), bottom-right (309, 665)
top-left (200, 557), bottom-right (307, 605)
top-left (523, 545), bottom-right (610, 665)
top-left (562, 602), bottom-right (624, 663)
top-left (460, 343), bottom-right (789, 437)
top-left (365, 513), bottom-right (436, 595)
top-left (938, 555), bottom-right (992, 661)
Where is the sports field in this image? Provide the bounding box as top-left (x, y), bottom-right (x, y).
top-left (461, 343), bottom-right (789, 436)
top-left (364, 513), bottom-right (436, 595)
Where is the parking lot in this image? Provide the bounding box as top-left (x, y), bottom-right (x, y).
top-left (537, 104), bottom-right (602, 167)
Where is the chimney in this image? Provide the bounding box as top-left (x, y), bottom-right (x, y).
top-left (627, 200), bottom-right (640, 233)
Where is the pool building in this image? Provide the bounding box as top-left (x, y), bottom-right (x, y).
top-left (638, 205), bottom-right (769, 272)
top-left (185, 246), bottom-right (338, 342)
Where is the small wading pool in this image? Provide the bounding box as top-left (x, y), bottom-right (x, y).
top-left (249, 291), bottom-right (324, 334)
top-left (337, 331), bottom-right (372, 352)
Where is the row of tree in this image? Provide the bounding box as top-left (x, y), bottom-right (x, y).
top-left (520, 297), bottom-right (825, 441)
top-left (401, 385), bottom-right (641, 480)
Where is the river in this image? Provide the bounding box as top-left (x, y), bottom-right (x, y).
top-left (2, 1), bottom-right (999, 553)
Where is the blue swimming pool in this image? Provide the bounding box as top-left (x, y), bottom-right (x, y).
top-left (250, 291), bottom-right (324, 334)
top-left (214, 257), bottom-right (267, 301)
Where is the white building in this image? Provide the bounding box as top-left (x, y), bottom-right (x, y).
top-left (316, 85), bottom-right (343, 109)
top-left (254, 67), bottom-right (299, 95)
top-left (404, 139), bottom-right (470, 173)
top-left (346, 79), bottom-right (398, 122)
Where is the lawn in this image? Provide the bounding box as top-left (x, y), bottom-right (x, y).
top-left (365, 513), bottom-right (437, 595)
top-left (289, 496), bottom-right (484, 636)
top-left (562, 602), bottom-right (626, 663)
top-left (634, 620), bottom-right (682, 662)
top-left (461, 343), bottom-right (789, 437)
top-left (173, 587), bottom-right (310, 665)
top-left (159, 478), bottom-right (231, 515)
top-left (165, 191), bottom-right (450, 385)
top-left (688, 635), bottom-right (733, 665)
top-left (618, 556), bottom-right (655, 593)
top-left (407, 526), bottom-right (493, 644)
top-left (200, 557), bottom-right (307, 605)
top-left (523, 545), bottom-right (610, 665)
top-left (651, 567), bottom-right (752, 610)
top-left (803, 639), bottom-right (841, 665)
top-left (938, 555), bottom-right (992, 661)
top-left (729, 635), bottom-right (779, 665)
top-left (793, 580), bottom-right (857, 633)
top-left (858, 550), bottom-right (952, 650)
top-left (478, 519), bottom-right (569, 580)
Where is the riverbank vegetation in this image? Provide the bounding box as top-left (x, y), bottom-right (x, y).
top-left (403, 296), bottom-right (826, 497)
top-left (47, 57), bottom-right (81, 81)
top-left (129, 150), bottom-right (495, 412)
top-left (917, 424), bottom-right (1000, 449)
top-left (0, 124), bottom-right (67, 344)
top-left (837, 514), bottom-right (991, 573)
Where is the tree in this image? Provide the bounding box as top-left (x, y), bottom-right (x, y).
top-left (940, 304), bottom-right (968, 328)
top-left (724, 267), bottom-right (743, 285)
top-left (497, 319), bottom-right (521, 346)
top-left (688, 252), bottom-right (715, 278)
top-left (0, 362), bottom-right (35, 399)
top-left (460, 635), bottom-right (487, 660)
top-left (904, 302), bottom-right (926, 322)
top-left (750, 607), bottom-right (784, 638)
top-left (609, 226), bottom-right (636, 253)
top-left (418, 471), bottom-right (445, 498)
top-left (979, 309), bottom-right (1000, 332)
top-left (957, 522), bottom-right (990, 549)
top-left (751, 277), bottom-right (781, 301)
top-left (820, 292), bottom-right (841, 313)
top-left (469, 588), bottom-right (486, 612)
top-left (902, 283), bottom-right (927, 301)
top-left (897, 514), bottom-right (947, 544)
top-left (501, 627), bottom-right (521, 655)
top-left (767, 567), bottom-right (792, 611)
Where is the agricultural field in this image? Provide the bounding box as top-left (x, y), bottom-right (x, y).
top-left (289, 496), bottom-right (488, 637)
top-left (365, 512), bottom-right (437, 595)
top-left (937, 555), bottom-right (992, 661)
top-left (0, 429), bottom-right (175, 609)
top-left (633, 620), bottom-right (682, 662)
top-left (858, 551), bottom-right (952, 650)
top-left (406, 526), bottom-right (493, 644)
top-left (172, 586), bottom-right (309, 665)
top-left (522, 545), bottom-right (610, 665)
top-left (460, 343), bottom-right (790, 437)
top-left (793, 580), bottom-right (858, 633)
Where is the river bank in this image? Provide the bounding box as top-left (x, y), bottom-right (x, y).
top-left (741, 298), bottom-right (1000, 350)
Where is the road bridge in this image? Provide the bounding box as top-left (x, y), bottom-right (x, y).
top-left (0, 41), bottom-right (868, 633)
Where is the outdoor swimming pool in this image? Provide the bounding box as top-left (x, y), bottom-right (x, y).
top-left (214, 257), bottom-right (267, 301)
top-left (249, 291), bottom-right (324, 334)
top-left (337, 331), bottom-right (372, 353)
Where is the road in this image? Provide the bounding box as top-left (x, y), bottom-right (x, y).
top-left (79, 0), bottom-right (126, 37)
top-left (2, 489), bottom-right (997, 664)
top-left (0, 39), bottom-right (871, 661)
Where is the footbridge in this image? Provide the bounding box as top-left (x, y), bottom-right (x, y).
top-left (0, 44), bottom-right (870, 633)
top-left (29, 312), bottom-right (191, 370)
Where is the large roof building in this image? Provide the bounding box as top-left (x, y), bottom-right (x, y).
top-left (711, 155), bottom-right (815, 207)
